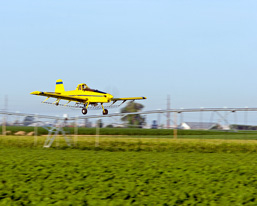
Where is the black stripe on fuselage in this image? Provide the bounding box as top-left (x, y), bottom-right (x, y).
top-left (69, 95), bottom-right (105, 97)
top-left (93, 90), bottom-right (107, 94)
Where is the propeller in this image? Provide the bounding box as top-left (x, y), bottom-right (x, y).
top-left (105, 85), bottom-right (120, 98)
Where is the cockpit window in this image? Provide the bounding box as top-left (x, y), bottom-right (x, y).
top-left (82, 84), bottom-right (89, 91)
top-left (77, 83), bottom-right (106, 93)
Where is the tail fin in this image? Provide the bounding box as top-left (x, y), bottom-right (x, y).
top-left (55, 79), bottom-right (65, 93)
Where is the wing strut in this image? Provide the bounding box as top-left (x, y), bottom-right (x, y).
top-left (42, 97), bottom-right (50, 103)
top-left (64, 101), bottom-right (71, 106)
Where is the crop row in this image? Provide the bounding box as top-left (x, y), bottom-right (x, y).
top-left (1, 148), bottom-right (257, 205)
top-left (1, 136), bottom-right (257, 153)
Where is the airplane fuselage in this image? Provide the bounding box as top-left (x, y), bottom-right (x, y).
top-left (59, 90), bottom-right (113, 104)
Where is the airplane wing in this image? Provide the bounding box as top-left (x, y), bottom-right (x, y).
top-left (30, 91), bottom-right (87, 102)
top-left (112, 97), bottom-right (147, 101)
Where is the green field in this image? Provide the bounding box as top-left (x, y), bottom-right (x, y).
top-left (1, 136), bottom-right (257, 205)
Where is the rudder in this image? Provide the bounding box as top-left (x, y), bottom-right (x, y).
top-left (55, 79), bottom-right (65, 93)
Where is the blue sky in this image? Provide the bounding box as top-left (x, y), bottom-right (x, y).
top-left (0, 0), bottom-right (257, 123)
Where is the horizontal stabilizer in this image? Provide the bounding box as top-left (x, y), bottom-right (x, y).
top-left (30, 91), bottom-right (43, 95)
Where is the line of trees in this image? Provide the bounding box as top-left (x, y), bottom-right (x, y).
top-left (120, 102), bottom-right (145, 128)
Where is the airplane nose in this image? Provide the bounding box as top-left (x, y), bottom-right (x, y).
top-left (108, 94), bottom-right (114, 99)
top-left (106, 93), bottom-right (113, 100)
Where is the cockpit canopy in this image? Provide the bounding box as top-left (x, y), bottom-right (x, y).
top-left (76, 83), bottom-right (107, 94)
top-left (77, 83), bottom-right (89, 91)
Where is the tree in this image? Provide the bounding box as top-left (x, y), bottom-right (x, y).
top-left (23, 116), bottom-right (35, 126)
top-left (121, 102), bottom-right (145, 128)
top-left (96, 119), bottom-right (103, 128)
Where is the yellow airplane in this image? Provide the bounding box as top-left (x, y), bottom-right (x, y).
top-left (31, 79), bottom-right (147, 115)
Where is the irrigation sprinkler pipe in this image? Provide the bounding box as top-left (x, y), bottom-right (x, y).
top-left (34, 114), bottom-right (38, 146)
top-left (74, 116), bottom-right (78, 146)
top-left (173, 112), bottom-right (177, 139)
top-left (95, 119), bottom-right (100, 147)
top-left (2, 115), bottom-right (6, 136)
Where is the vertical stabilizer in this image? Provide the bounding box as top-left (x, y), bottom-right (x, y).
top-left (55, 79), bottom-right (65, 93)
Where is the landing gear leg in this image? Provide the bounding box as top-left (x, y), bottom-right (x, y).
top-left (101, 104), bottom-right (108, 115)
top-left (82, 102), bottom-right (90, 115)
top-left (53, 98), bottom-right (61, 106)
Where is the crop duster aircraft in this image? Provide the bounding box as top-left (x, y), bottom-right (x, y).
top-left (31, 79), bottom-right (147, 115)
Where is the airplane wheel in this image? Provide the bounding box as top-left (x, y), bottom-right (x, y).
top-left (82, 108), bottom-right (87, 115)
top-left (103, 109), bottom-right (108, 115)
